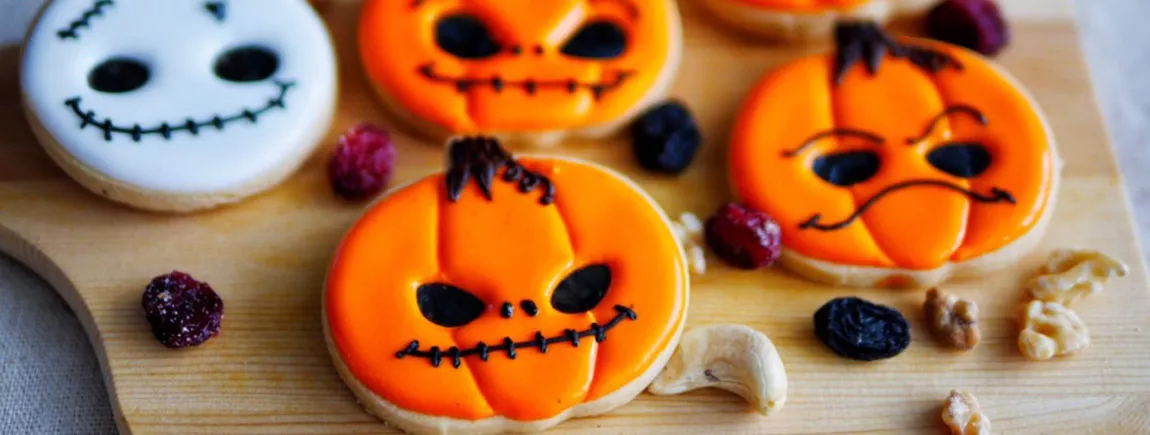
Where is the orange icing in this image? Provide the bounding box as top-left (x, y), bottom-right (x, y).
top-left (326, 155), bottom-right (687, 421)
top-left (725, 0), bottom-right (871, 12)
top-left (730, 39), bottom-right (1055, 270)
top-left (358, 0), bottom-right (679, 134)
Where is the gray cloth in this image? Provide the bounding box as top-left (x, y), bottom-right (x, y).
top-left (0, 0), bottom-right (1148, 434)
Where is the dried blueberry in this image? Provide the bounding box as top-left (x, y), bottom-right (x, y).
top-left (141, 271), bottom-right (223, 349)
top-left (927, 0), bottom-right (1010, 56)
top-left (631, 101), bottom-right (701, 174)
top-left (814, 297), bottom-right (910, 361)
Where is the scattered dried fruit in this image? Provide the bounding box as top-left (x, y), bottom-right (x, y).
top-left (925, 288), bottom-right (981, 351)
top-left (329, 124), bottom-right (397, 200)
top-left (704, 203), bottom-right (782, 270)
top-left (648, 324), bottom-right (787, 416)
top-left (672, 212), bottom-right (707, 275)
top-left (1027, 248), bottom-right (1128, 306)
top-left (631, 101), bottom-right (701, 174)
top-left (142, 271), bottom-right (224, 349)
top-left (1018, 300), bottom-right (1088, 361)
top-left (927, 0), bottom-right (1010, 56)
top-left (814, 297), bottom-right (911, 361)
top-left (942, 390), bottom-right (992, 435)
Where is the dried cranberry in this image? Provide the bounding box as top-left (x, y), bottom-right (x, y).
top-left (141, 271), bottom-right (223, 349)
top-left (329, 124), bottom-right (397, 200)
top-left (814, 297), bottom-right (910, 361)
top-left (927, 0), bottom-right (1010, 56)
top-left (704, 203), bottom-right (782, 269)
top-left (631, 101), bottom-right (701, 174)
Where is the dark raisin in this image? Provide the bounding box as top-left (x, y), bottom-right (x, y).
top-left (631, 101), bottom-right (701, 174)
top-left (927, 0), bottom-right (1010, 56)
top-left (814, 297), bottom-right (910, 361)
top-left (141, 271), bottom-right (223, 349)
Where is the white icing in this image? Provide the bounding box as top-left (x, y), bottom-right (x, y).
top-left (21, 0), bottom-right (337, 193)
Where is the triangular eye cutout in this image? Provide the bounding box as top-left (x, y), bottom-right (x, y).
top-left (204, 1), bottom-right (226, 22)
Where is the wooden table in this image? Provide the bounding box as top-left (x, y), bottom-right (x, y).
top-left (1, 0), bottom-right (1147, 433)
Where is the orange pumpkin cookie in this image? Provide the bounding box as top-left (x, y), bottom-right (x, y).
top-left (699, 0), bottom-right (937, 42)
top-left (729, 22), bottom-right (1060, 288)
top-left (358, 0), bottom-right (682, 147)
top-left (324, 137), bottom-right (689, 433)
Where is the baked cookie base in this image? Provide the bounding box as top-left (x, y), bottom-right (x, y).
top-left (322, 154), bottom-right (690, 434)
top-left (23, 99), bottom-right (335, 214)
top-left (698, 0), bottom-right (939, 43)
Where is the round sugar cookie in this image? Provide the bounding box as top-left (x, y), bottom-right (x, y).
top-left (699, 0), bottom-right (937, 42)
top-left (21, 0), bottom-right (337, 212)
top-left (324, 136), bottom-right (689, 434)
top-left (728, 22), bottom-right (1061, 288)
top-left (357, 0), bottom-right (682, 147)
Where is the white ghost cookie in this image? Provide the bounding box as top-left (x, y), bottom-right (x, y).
top-left (21, 0), bottom-right (337, 212)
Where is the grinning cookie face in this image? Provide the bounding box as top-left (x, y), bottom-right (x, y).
top-left (358, 0), bottom-right (682, 135)
top-left (326, 138), bottom-right (688, 423)
top-left (21, 0), bottom-right (336, 193)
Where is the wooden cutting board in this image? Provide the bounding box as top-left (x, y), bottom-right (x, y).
top-left (2, 0), bottom-right (1148, 433)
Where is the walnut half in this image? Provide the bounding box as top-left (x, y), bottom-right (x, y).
top-left (1027, 248), bottom-right (1128, 306)
top-left (1018, 300), bottom-right (1089, 360)
top-left (925, 288), bottom-right (981, 351)
top-left (942, 390), bottom-right (991, 435)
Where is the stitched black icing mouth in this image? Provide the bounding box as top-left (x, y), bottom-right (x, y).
top-left (418, 63), bottom-right (634, 99)
top-left (395, 305), bottom-right (637, 368)
top-left (63, 80), bottom-right (295, 142)
top-left (57, 0), bottom-right (113, 40)
top-left (799, 179), bottom-right (1016, 231)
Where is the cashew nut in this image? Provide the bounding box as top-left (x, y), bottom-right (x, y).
top-left (647, 324), bottom-right (787, 416)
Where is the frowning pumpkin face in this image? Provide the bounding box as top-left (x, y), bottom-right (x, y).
top-left (358, 0), bottom-right (681, 136)
top-left (730, 23), bottom-right (1058, 279)
top-left (325, 137), bottom-right (688, 426)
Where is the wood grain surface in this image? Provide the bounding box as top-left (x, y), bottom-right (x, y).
top-left (2, 0), bottom-right (1148, 433)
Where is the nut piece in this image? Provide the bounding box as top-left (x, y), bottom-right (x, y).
top-left (1027, 248), bottom-right (1128, 306)
top-left (925, 288), bottom-right (981, 351)
top-left (1018, 300), bottom-right (1089, 360)
top-left (648, 324), bottom-right (787, 416)
top-left (672, 212), bottom-right (707, 275)
top-left (942, 390), bottom-right (991, 435)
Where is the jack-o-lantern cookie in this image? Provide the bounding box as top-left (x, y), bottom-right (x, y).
top-left (729, 22), bottom-right (1060, 288)
top-left (21, 0), bottom-right (337, 212)
top-left (324, 137), bottom-right (689, 433)
top-left (699, 0), bottom-right (937, 42)
top-left (358, 0), bottom-right (682, 147)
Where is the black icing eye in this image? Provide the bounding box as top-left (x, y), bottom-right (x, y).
top-left (561, 21), bottom-right (627, 59)
top-left (928, 142), bottom-right (992, 178)
top-left (88, 58), bottom-right (150, 94)
top-left (435, 15), bottom-right (501, 59)
top-left (417, 283), bottom-right (486, 328)
top-left (551, 264), bottom-right (612, 314)
top-left (813, 150), bottom-right (881, 187)
top-left (213, 46), bottom-right (279, 83)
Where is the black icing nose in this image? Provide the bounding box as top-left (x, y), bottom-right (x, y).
top-left (520, 300), bottom-right (539, 317)
top-left (500, 302), bottom-right (514, 319)
top-left (88, 57), bottom-right (150, 94)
